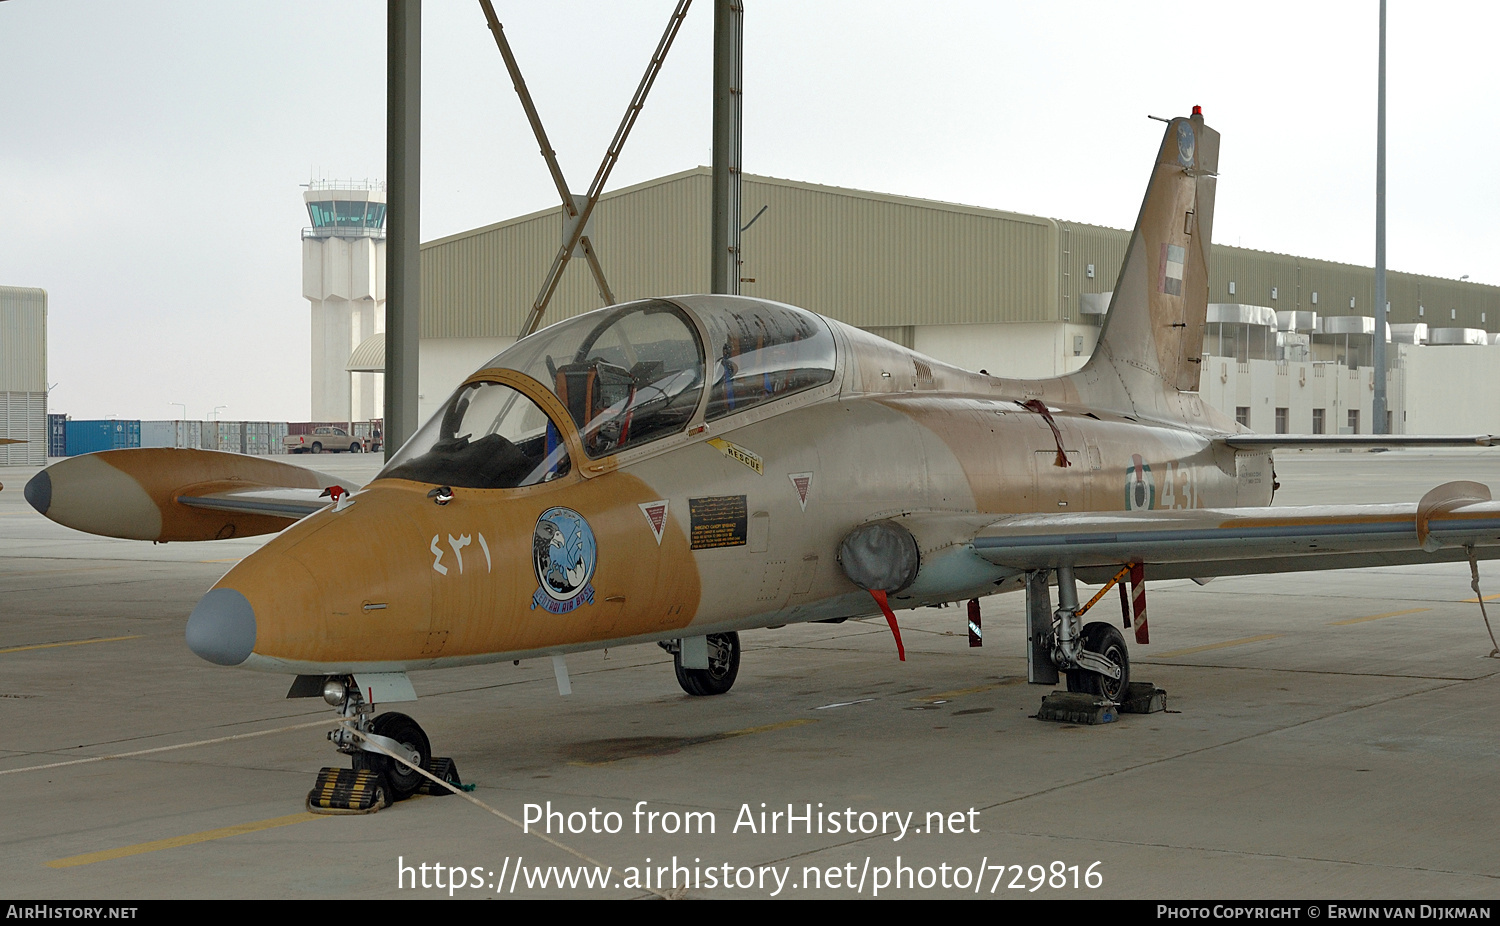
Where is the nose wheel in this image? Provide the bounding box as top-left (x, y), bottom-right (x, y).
top-left (350, 712), bottom-right (431, 800)
top-left (306, 677), bottom-right (463, 814)
top-left (662, 632), bottom-right (741, 696)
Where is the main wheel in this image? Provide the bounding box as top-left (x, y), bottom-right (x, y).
top-left (351, 712), bottom-right (431, 800)
top-left (673, 632), bottom-right (740, 696)
top-left (1064, 621), bottom-right (1130, 702)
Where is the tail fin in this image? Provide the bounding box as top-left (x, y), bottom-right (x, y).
top-left (1082, 109), bottom-right (1218, 410)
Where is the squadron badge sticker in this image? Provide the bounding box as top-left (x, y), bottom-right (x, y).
top-left (531, 507), bottom-right (598, 614)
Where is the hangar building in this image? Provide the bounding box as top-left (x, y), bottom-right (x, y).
top-left (0, 285), bottom-right (47, 465)
top-left (364, 168), bottom-right (1500, 434)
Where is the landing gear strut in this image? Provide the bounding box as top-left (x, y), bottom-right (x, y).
top-left (660, 632), bottom-right (741, 696)
top-left (1030, 565), bottom-right (1163, 723)
top-left (307, 676), bottom-right (461, 814)
top-left (1049, 565), bottom-right (1128, 696)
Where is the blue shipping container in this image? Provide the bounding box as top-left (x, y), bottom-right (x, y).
top-left (64, 419), bottom-right (141, 456)
top-left (48, 414), bottom-right (67, 458)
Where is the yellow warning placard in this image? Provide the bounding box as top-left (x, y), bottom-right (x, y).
top-left (706, 438), bottom-right (763, 474)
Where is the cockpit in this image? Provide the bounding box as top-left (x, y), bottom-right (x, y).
top-left (379, 297), bottom-right (837, 488)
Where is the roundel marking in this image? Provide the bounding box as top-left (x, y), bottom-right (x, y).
top-left (1125, 454), bottom-right (1155, 511)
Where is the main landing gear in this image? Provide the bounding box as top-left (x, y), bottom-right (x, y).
top-left (1029, 565), bottom-right (1163, 724)
top-left (306, 676), bottom-right (462, 814)
top-left (659, 632), bottom-right (741, 696)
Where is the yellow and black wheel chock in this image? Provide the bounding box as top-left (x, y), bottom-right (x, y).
top-left (306, 767), bottom-right (389, 814)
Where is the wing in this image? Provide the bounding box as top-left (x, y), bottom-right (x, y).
top-left (851, 482), bottom-right (1500, 602)
top-left (24, 448), bottom-right (358, 542)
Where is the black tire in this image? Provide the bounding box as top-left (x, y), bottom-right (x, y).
top-left (673, 632), bottom-right (740, 696)
top-left (1064, 622), bottom-right (1130, 702)
top-left (351, 712), bottom-right (431, 800)
top-left (350, 443), bottom-right (361, 453)
top-left (311, 441), bottom-right (323, 454)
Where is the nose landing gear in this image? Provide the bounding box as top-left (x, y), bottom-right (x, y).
top-left (659, 632), bottom-right (741, 696)
top-left (306, 676), bottom-right (463, 814)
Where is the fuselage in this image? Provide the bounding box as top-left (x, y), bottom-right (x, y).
top-left (209, 295), bottom-right (1271, 675)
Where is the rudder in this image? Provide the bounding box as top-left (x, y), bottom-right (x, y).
top-left (1084, 109), bottom-right (1219, 408)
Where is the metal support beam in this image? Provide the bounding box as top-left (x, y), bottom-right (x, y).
top-left (1372, 0), bottom-right (1389, 434)
top-left (710, 0), bottom-right (743, 295)
top-left (385, 0), bottom-right (421, 460)
top-left (483, 0), bottom-right (692, 338)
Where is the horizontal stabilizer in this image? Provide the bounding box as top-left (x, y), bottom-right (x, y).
top-left (1218, 434), bottom-right (1497, 450)
top-left (25, 448), bottom-right (357, 542)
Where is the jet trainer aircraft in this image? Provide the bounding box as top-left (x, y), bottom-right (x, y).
top-left (26, 110), bottom-right (1500, 810)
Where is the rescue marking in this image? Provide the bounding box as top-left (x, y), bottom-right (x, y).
top-left (789, 472), bottom-right (813, 511)
top-left (706, 438), bottom-right (763, 474)
top-left (47, 813), bottom-right (324, 868)
top-left (0, 635), bottom-right (143, 656)
top-left (1151, 634), bottom-right (1280, 659)
top-left (639, 500), bottom-right (669, 545)
top-left (531, 508), bottom-right (597, 614)
top-left (1329, 608), bottom-right (1432, 626)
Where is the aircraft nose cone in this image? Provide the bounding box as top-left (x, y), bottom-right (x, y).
top-left (185, 588), bottom-right (257, 666)
top-left (23, 469), bottom-right (50, 515)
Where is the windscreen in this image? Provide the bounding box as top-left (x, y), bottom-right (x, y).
top-left (379, 381), bottom-right (570, 488)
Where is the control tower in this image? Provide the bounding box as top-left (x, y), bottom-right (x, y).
top-left (301, 180), bottom-right (386, 422)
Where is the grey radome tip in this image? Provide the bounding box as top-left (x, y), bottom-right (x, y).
top-left (185, 588), bottom-right (257, 667)
top-left (23, 469), bottom-right (51, 515)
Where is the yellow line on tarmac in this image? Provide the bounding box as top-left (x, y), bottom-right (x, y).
top-left (46, 813), bottom-right (324, 869)
top-left (0, 635), bottom-right (142, 655)
top-left (723, 718), bottom-right (815, 738)
top-left (916, 678), bottom-right (1026, 702)
top-left (199, 558), bottom-right (242, 564)
top-left (1462, 593), bottom-right (1500, 603)
top-left (1329, 608), bottom-right (1432, 626)
top-left (1152, 634), bottom-right (1280, 659)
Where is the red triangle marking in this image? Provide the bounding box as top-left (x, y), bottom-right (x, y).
top-left (789, 473), bottom-right (812, 510)
top-left (640, 501), bottom-right (668, 543)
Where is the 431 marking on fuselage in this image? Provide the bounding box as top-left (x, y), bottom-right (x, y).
top-left (1125, 454), bottom-right (1197, 511)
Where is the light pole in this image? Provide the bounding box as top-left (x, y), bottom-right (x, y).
top-left (211, 405), bottom-right (228, 423)
top-left (171, 403), bottom-right (187, 420)
top-left (1372, 0), bottom-right (1388, 434)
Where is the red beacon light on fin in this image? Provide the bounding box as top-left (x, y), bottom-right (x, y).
top-left (1192, 105), bottom-right (1203, 116)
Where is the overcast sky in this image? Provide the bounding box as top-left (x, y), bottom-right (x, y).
top-left (2, 1), bottom-right (1495, 421)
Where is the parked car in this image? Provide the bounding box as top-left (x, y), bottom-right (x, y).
top-left (284, 427), bottom-right (363, 454)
